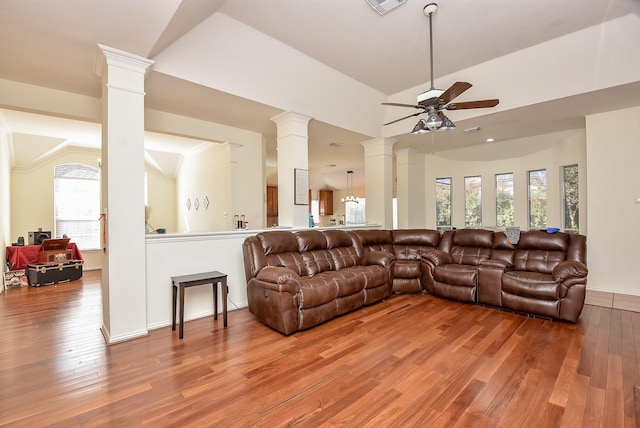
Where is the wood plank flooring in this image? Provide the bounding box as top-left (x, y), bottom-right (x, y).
top-left (0, 270), bottom-right (638, 427)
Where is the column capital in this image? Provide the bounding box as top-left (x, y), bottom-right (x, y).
top-left (361, 137), bottom-right (397, 157)
top-left (270, 111), bottom-right (312, 127)
top-left (222, 142), bottom-right (243, 152)
top-left (271, 111), bottom-right (312, 141)
top-left (93, 44), bottom-right (155, 80)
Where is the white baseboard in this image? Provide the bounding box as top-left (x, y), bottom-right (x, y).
top-left (101, 324), bottom-right (149, 345)
top-left (585, 289), bottom-right (640, 313)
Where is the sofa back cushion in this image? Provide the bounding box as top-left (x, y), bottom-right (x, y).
top-left (242, 235), bottom-right (268, 281)
top-left (296, 230), bottom-right (335, 276)
top-left (324, 230), bottom-right (360, 270)
top-left (391, 229), bottom-right (440, 260)
top-left (257, 231), bottom-right (307, 276)
top-left (513, 231), bottom-right (569, 274)
top-left (448, 229), bottom-right (494, 266)
top-left (567, 234), bottom-right (587, 264)
top-left (491, 232), bottom-right (516, 265)
top-left (351, 230), bottom-right (393, 253)
top-left (391, 229), bottom-right (440, 246)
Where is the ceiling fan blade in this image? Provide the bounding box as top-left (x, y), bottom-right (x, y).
top-left (435, 82), bottom-right (472, 105)
top-left (445, 99), bottom-right (500, 110)
top-left (382, 102), bottom-right (425, 110)
top-left (383, 111), bottom-right (425, 126)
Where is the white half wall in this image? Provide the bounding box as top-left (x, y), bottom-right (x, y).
top-left (145, 231), bottom-right (250, 330)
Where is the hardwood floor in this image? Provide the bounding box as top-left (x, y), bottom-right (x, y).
top-left (0, 270), bottom-right (638, 427)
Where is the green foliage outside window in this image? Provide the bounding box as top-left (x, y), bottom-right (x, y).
top-left (496, 173), bottom-right (514, 227)
top-left (465, 176), bottom-right (482, 227)
top-left (436, 177), bottom-right (452, 231)
top-left (563, 165), bottom-right (579, 232)
top-left (528, 169), bottom-right (547, 229)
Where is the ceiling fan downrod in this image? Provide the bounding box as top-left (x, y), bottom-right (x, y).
top-left (424, 3), bottom-right (438, 91)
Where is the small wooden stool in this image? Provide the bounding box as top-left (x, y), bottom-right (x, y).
top-left (171, 271), bottom-right (228, 339)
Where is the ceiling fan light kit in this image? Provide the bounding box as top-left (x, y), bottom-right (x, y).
top-left (382, 2), bottom-right (499, 134)
top-left (411, 119), bottom-right (429, 135)
top-left (437, 111), bottom-right (456, 130)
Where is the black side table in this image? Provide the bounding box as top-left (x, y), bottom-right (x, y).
top-left (171, 271), bottom-right (228, 339)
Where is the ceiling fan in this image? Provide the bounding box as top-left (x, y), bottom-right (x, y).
top-left (383, 3), bottom-right (499, 132)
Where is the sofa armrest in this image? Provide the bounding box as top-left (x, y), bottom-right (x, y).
top-left (480, 259), bottom-right (512, 270)
top-left (552, 260), bottom-right (588, 283)
top-left (361, 250), bottom-right (395, 269)
top-left (421, 248), bottom-right (452, 266)
top-left (255, 266), bottom-right (301, 294)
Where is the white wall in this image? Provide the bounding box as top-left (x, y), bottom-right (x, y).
top-left (177, 144), bottom-right (231, 233)
top-left (146, 166), bottom-right (177, 233)
top-left (228, 138), bottom-right (266, 231)
top-left (586, 106), bottom-right (640, 296)
top-left (154, 13), bottom-right (386, 138)
top-left (11, 148), bottom-right (100, 248)
top-left (424, 129), bottom-right (587, 231)
top-left (0, 114), bottom-right (11, 291)
top-left (176, 137), bottom-right (265, 233)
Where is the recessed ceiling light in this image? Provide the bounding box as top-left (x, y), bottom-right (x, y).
top-left (486, 138), bottom-right (494, 142)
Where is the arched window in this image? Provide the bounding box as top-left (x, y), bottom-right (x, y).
top-left (54, 163), bottom-right (100, 250)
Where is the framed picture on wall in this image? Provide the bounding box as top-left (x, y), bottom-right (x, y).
top-left (294, 168), bottom-right (309, 205)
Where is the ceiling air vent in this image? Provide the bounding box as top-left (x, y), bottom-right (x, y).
top-left (366, 0), bottom-right (408, 15)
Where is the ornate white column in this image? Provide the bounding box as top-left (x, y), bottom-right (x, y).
top-left (361, 138), bottom-right (396, 229)
top-left (270, 112), bottom-right (311, 228)
top-left (95, 44), bottom-right (154, 344)
top-left (395, 148), bottom-right (426, 228)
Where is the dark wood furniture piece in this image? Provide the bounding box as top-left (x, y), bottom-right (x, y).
top-left (266, 186), bottom-right (278, 217)
top-left (319, 189), bottom-right (333, 215)
top-left (171, 271), bottom-right (228, 339)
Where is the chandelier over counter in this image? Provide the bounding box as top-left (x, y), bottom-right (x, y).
top-left (341, 170), bottom-right (358, 204)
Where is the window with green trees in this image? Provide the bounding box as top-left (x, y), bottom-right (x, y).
top-left (436, 177), bottom-right (452, 231)
top-left (54, 163), bottom-right (100, 249)
top-left (563, 164), bottom-right (579, 233)
top-left (528, 169), bottom-right (547, 229)
top-left (496, 173), bottom-right (514, 227)
top-left (465, 176), bottom-right (482, 227)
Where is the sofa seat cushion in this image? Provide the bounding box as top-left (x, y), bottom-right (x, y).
top-left (394, 260), bottom-right (421, 279)
top-left (298, 274), bottom-right (339, 309)
top-left (329, 268), bottom-right (366, 297)
top-left (352, 265), bottom-right (389, 290)
top-left (434, 264), bottom-right (477, 287)
top-left (502, 271), bottom-right (559, 300)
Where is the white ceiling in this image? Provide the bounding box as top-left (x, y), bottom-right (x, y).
top-left (1, 0), bottom-right (639, 189)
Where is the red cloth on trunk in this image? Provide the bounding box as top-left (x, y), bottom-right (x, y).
top-left (5, 243), bottom-right (83, 270)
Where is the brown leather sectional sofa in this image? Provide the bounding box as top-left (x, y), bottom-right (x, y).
top-left (242, 228), bottom-right (588, 335)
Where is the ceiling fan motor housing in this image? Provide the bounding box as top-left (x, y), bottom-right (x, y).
top-left (417, 88), bottom-right (444, 105)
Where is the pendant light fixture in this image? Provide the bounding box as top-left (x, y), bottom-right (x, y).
top-left (341, 170), bottom-right (358, 204)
